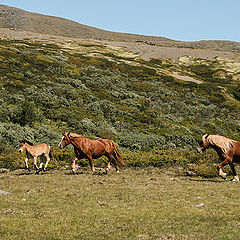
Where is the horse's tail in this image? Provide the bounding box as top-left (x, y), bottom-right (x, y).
top-left (113, 143), bottom-right (126, 166)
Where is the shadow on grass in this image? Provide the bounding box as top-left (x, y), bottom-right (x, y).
top-left (15, 169), bottom-right (50, 176)
top-left (64, 171), bottom-right (85, 175)
top-left (15, 172), bottom-right (34, 176)
top-left (189, 178), bottom-right (224, 183)
top-left (64, 171), bottom-right (108, 176)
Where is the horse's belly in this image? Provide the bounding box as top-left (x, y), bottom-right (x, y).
top-left (92, 152), bottom-right (105, 159)
top-left (233, 154), bottom-right (240, 163)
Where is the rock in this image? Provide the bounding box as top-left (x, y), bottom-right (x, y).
top-left (187, 170), bottom-right (197, 176)
top-left (2, 209), bottom-right (13, 214)
top-left (97, 201), bottom-right (105, 206)
top-left (0, 190), bottom-right (11, 195)
top-left (0, 168), bottom-right (9, 173)
top-left (195, 203), bottom-right (205, 207)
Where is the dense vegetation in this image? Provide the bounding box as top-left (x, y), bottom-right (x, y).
top-left (0, 38), bottom-right (240, 170)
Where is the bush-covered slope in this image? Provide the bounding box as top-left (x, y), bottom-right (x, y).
top-left (1, 38), bottom-right (240, 169)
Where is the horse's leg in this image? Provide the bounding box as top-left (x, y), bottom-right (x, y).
top-left (71, 157), bottom-right (77, 173)
top-left (88, 155), bottom-right (95, 173)
top-left (24, 158), bottom-right (30, 171)
top-left (110, 153), bottom-right (120, 173)
top-left (44, 154), bottom-right (51, 171)
top-left (229, 162), bottom-right (239, 181)
top-left (39, 155), bottom-right (43, 170)
top-left (217, 159), bottom-right (230, 180)
top-left (113, 158), bottom-right (120, 173)
top-left (33, 156), bottom-right (40, 174)
top-left (106, 154), bottom-right (113, 173)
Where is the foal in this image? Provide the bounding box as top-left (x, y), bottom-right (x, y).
top-left (18, 140), bottom-right (51, 173)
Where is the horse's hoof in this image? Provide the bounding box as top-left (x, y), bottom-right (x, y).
top-left (36, 168), bottom-right (42, 174)
top-left (219, 172), bottom-right (227, 180)
top-left (230, 176), bottom-right (239, 182)
top-left (116, 170), bottom-right (120, 173)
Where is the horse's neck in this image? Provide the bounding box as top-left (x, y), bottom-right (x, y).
top-left (70, 137), bottom-right (83, 149)
top-left (24, 143), bottom-right (32, 150)
top-left (212, 145), bottom-right (225, 156)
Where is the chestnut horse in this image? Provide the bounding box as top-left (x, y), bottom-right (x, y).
top-left (197, 134), bottom-right (240, 181)
top-left (58, 132), bottom-right (125, 173)
top-left (18, 140), bottom-right (51, 173)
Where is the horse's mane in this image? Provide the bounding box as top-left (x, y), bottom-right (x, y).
top-left (205, 134), bottom-right (235, 154)
top-left (20, 139), bottom-right (34, 146)
top-left (68, 133), bottom-right (83, 138)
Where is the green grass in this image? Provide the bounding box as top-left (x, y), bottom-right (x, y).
top-left (1, 168), bottom-right (240, 240)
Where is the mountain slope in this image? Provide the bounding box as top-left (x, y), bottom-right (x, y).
top-left (1, 4), bottom-right (240, 55)
top-left (0, 4), bottom-right (170, 43)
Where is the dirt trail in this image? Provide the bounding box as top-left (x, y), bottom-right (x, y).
top-left (170, 72), bottom-right (202, 84)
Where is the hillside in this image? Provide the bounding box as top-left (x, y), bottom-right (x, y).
top-left (0, 5), bottom-right (240, 170)
top-left (1, 4), bottom-right (240, 54)
top-left (0, 37), bottom-right (240, 149)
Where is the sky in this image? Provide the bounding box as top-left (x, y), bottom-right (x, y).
top-left (1, 0), bottom-right (240, 42)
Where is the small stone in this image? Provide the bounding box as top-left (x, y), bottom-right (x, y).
top-left (195, 203), bottom-right (205, 207)
top-left (97, 201), bottom-right (105, 206)
top-left (0, 190), bottom-right (11, 195)
top-left (187, 170), bottom-right (196, 176)
top-left (2, 209), bottom-right (13, 214)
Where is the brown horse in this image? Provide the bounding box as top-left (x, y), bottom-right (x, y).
top-left (18, 140), bottom-right (51, 173)
top-left (197, 134), bottom-right (240, 181)
top-left (58, 132), bottom-right (125, 173)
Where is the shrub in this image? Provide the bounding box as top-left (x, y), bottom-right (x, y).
top-left (119, 132), bottom-right (165, 151)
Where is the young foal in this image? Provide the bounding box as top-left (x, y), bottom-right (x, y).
top-left (58, 132), bottom-right (125, 174)
top-left (197, 134), bottom-right (240, 181)
top-left (18, 140), bottom-right (51, 173)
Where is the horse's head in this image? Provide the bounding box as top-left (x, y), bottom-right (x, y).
top-left (58, 132), bottom-right (71, 149)
top-left (18, 140), bottom-right (27, 153)
top-left (197, 134), bottom-right (210, 153)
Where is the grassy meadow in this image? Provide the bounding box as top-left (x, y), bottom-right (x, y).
top-left (1, 167), bottom-right (240, 240)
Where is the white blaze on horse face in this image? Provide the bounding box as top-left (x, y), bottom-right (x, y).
top-left (196, 147), bottom-right (202, 154)
top-left (58, 136), bottom-right (64, 148)
top-left (18, 145), bottom-right (25, 153)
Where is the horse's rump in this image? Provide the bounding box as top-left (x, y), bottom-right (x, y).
top-left (98, 139), bottom-right (125, 166)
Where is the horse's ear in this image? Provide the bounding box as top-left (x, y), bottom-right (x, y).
top-left (205, 134), bottom-right (209, 139)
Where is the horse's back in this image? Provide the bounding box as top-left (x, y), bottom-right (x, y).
top-left (77, 138), bottom-right (105, 157)
top-left (31, 143), bottom-right (50, 155)
top-left (98, 139), bottom-right (115, 152)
